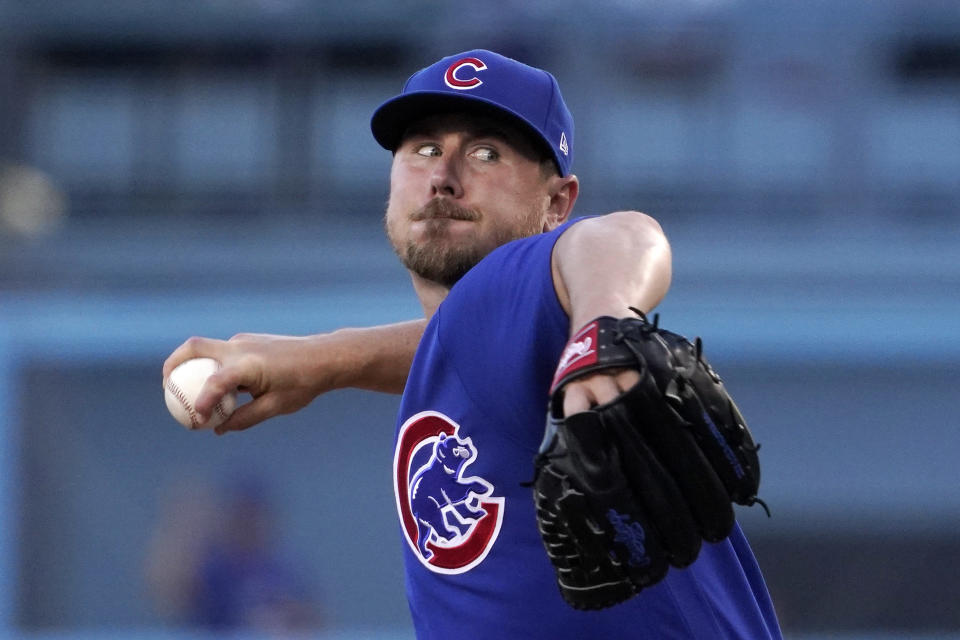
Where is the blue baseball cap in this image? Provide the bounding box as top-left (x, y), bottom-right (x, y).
top-left (371, 49), bottom-right (574, 176)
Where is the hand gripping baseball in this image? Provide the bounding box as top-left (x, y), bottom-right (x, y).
top-left (532, 311), bottom-right (766, 610)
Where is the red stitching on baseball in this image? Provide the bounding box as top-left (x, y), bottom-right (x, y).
top-left (167, 379), bottom-right (199, 428)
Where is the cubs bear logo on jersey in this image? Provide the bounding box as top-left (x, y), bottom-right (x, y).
top-left (393, 410), bottom-right (504, 574)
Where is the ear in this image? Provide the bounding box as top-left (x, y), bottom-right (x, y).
top-left (542, 174), bottom-right (579, 232)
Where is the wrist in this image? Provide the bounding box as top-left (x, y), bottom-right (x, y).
top-left (321, 323), bottom-right (420, 395)
top-left (320, 328), bottom-right (366, 391)
top-left (569, 300), bottom-right (635, 337)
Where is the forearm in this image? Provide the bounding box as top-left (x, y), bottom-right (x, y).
top-left (323, 319), bottom-right (427, 394)
top-left (552, 211), bottom-right (672, 331)
top-left (163, 318), bottom-right (426, 433)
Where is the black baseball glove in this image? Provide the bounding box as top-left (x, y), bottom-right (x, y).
top-left (532, 311), bottom-right (765, 610)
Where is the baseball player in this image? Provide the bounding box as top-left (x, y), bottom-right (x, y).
top-left (165, 49), bottom-right (781, 639)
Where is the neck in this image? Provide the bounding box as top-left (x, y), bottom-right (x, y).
top-left (410, 272), bottom-right (451, 318)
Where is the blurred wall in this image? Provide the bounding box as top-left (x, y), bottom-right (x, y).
top-left (0, 1), bottom-right (958, 638)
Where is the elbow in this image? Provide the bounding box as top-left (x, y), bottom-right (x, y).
top-left (610, 210), bottom-right (672, 307)
top-left (607, 210), bottom-right (666, 240)
top-left (605, 210), bottom-right (671, 261)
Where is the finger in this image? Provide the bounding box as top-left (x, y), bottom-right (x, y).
top-left (583, 374), bottom-right (622, 406)
top-left (162, 337), bottom-right (223, 380)
top-left (193, 366), bottom-right (256, 419)
top-left (614, 369), bottom-right (641, 392)
top-left (562, 383), bottom-right (592, 416)
top-left (562, 372), bottom-right (638, 417)
top-left (563, 374), bottom-right (621, 416)
top-left (214, 396), bottom-right (278, 435)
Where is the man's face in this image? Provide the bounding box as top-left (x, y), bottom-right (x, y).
top-left (384, 112), bottom-right (559, 288)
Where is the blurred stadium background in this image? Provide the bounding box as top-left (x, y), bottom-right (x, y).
top-left (0, 0), bottom-right (958, 638)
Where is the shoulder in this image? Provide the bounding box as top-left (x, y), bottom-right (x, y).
top-left (480, 211), bottom-right (664, 273)
top-left (434, 220), bottom-right (592, 347)
top-left (432, 218), bottom-right (590, 337)
top-left (437, 218), bottom-right (587, 310)
top-left (472, 216), bottom-right (593, 274)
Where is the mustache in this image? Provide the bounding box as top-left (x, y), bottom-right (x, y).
top-left (410, 199), bottom-right (480, 222)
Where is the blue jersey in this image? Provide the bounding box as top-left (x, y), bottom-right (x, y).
top-left (392, 219), bottom-right (782, 639)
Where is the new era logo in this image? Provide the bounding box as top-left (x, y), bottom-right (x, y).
top-left (559, 131), bottom-right (569, 156)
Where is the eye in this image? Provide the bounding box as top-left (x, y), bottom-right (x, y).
top-left (470, 146), bottom-right (499, 162)
top-left (415, 143), bottom-right (441, 157)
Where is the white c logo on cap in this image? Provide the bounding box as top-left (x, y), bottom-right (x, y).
top-left (444, 57), bottom-right (487, 90)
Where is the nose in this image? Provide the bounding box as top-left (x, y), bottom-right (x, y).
top-left (429, 154), bottom-right (464, 199)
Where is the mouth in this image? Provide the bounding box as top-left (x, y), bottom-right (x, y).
top-left (411, 199), bottom-right (479, 223)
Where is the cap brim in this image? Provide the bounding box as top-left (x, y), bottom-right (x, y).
top-left (371, 91), bottom-right (553, 164)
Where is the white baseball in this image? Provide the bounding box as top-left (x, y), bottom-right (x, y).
top-left (164, 357), bottom-right (237, 430)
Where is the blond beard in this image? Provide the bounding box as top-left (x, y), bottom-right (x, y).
top-left (385, 198), bottom-right (544, 288)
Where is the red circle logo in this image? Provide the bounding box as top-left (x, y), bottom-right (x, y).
top-left (393, 411), bottom-right (504, 574)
